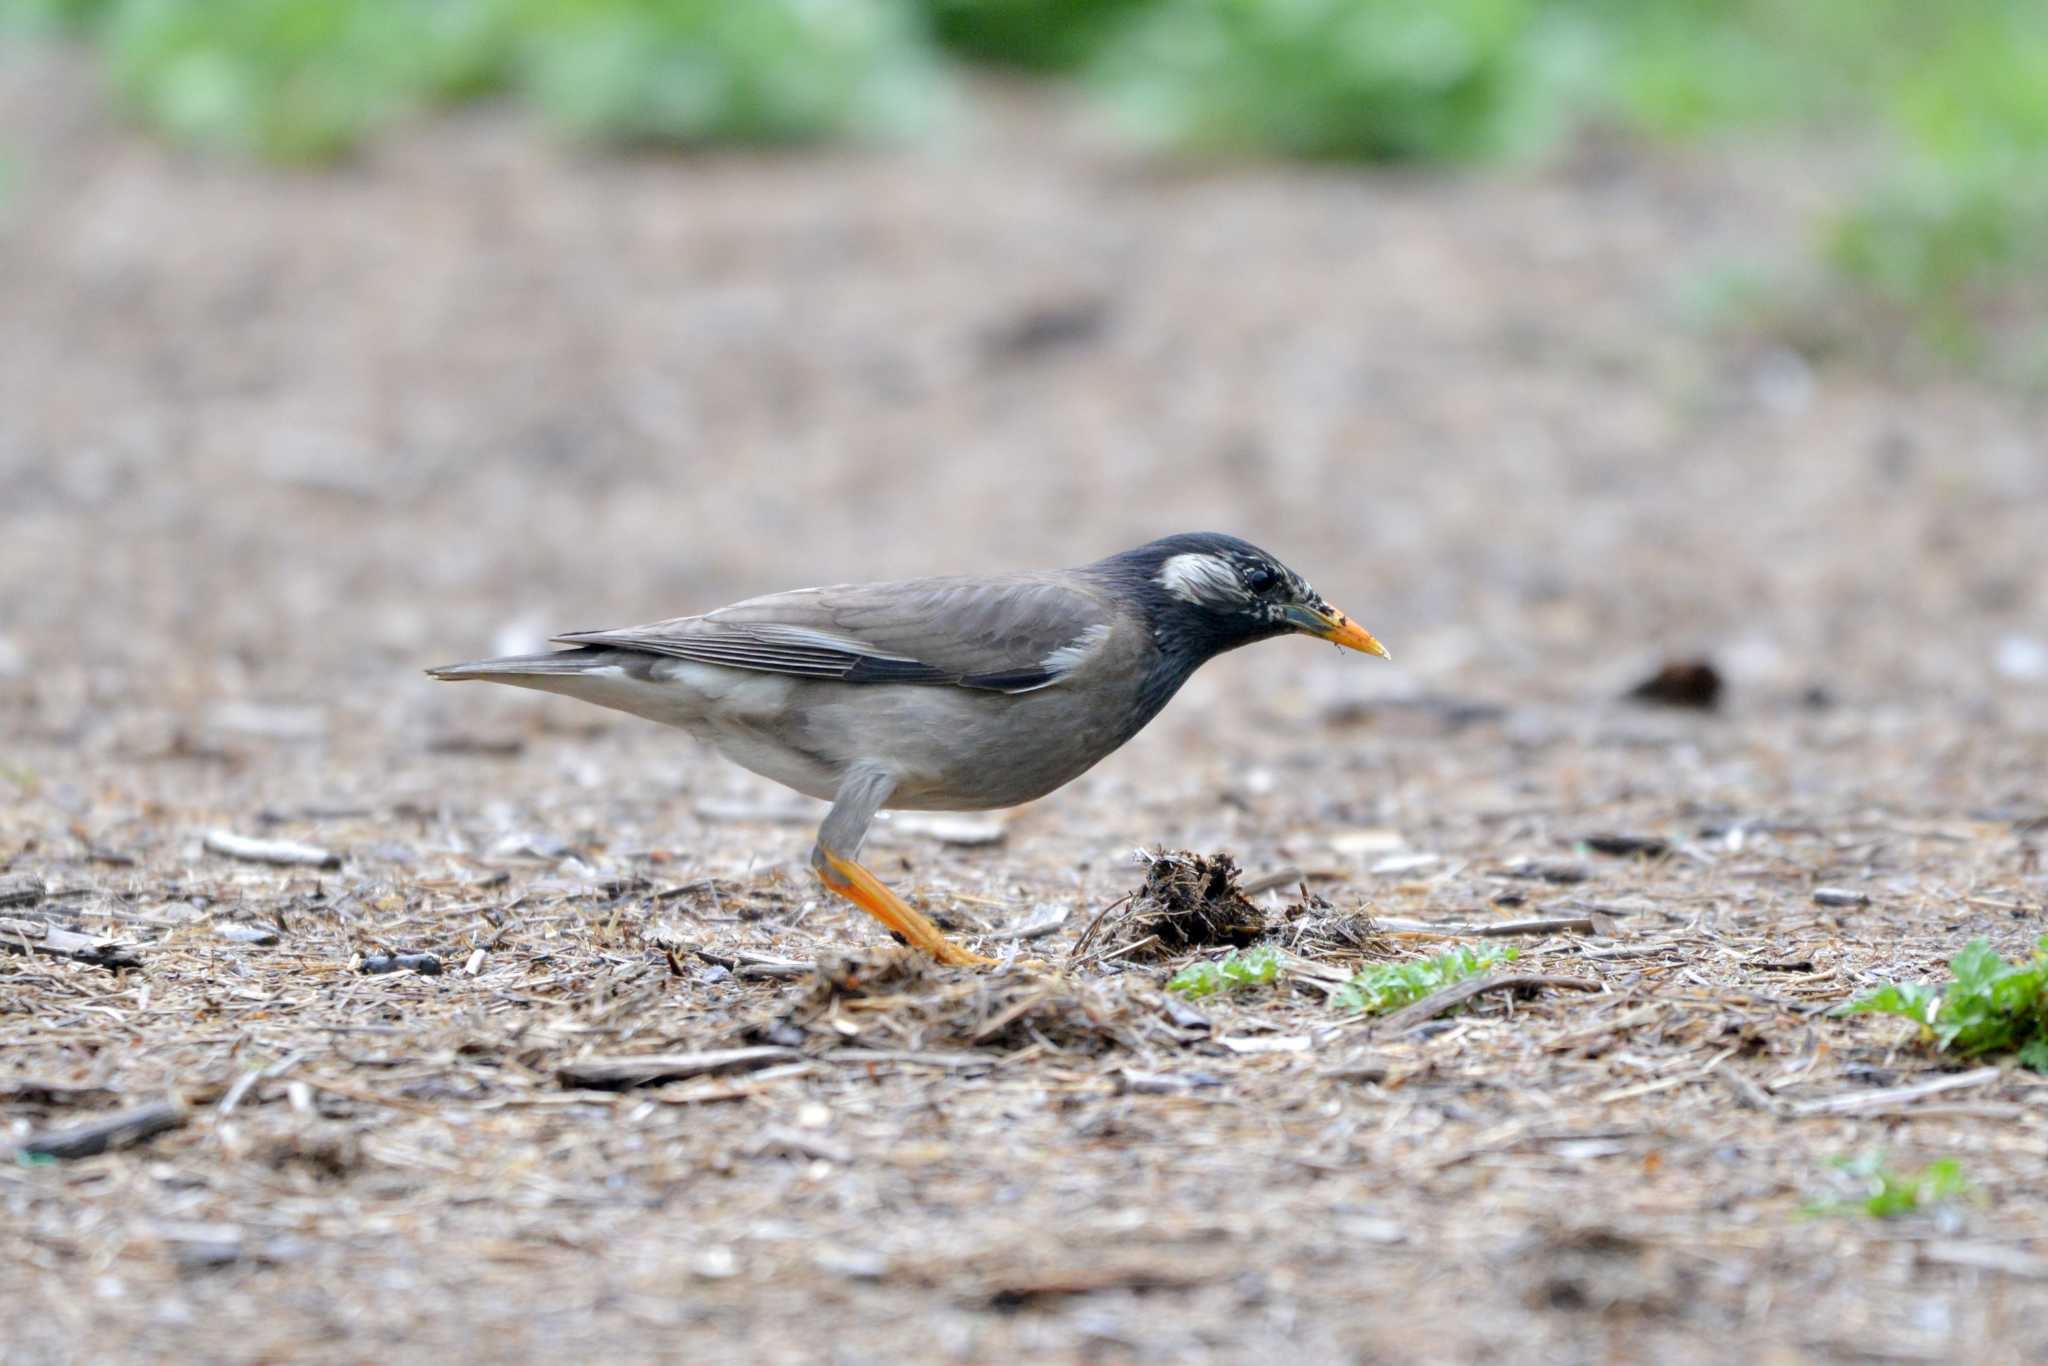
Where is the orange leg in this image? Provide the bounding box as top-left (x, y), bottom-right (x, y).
top-left (814, 847), bottom-right (994, 967)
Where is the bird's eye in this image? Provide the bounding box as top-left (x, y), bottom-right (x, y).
top-left (1243, 565), bottom-right (1278, 594)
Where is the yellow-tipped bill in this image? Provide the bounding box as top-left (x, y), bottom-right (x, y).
top-left (1286, 603), bottom-right (1391, 660)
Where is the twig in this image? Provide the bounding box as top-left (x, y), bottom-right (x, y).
top-left (1376, 973), bottom-right (1601, 1033)
top-left (986, 904), bottom-right (1070, 942)
top-left (558, 1046), bottom-right (801, 1090)
top-left (1067, 893), bottom-right (1134, 963)
top-left (1377, 915), bottom-right (1597, 938)
top-left (1786, 1066), bottom-right (2003, 1117)
top-left (16, 1099), bottom-right (188, 1160)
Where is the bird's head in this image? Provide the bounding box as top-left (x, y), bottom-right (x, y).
top-left (1106, 533), bottom-right (1390, 664)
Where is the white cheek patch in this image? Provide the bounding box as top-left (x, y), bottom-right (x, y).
top-left (1155, 553), bottom-right (1245, 607)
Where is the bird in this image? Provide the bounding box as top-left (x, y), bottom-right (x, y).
top-left (427, 532), bottom-right (1388, 966)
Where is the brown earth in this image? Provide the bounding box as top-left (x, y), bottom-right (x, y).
top-left (3, 47), bottom-right (2047, 1365)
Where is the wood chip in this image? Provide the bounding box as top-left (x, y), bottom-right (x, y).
top-left (203, 829), bottom-right (341, 868)
top-left (0, 916), bottom-right (142, 971)
top-left (0, 872), bottom-right (45, 908)
top-left (16, 1099), bottom-right (188, 1160)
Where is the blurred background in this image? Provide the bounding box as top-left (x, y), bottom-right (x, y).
top-left (1, 0), bottom-right (2044, 795)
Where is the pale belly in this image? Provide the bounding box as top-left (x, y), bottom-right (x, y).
top-left (515, 657), bottom-right (1160, 810)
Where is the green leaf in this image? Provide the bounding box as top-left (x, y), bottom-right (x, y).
top-left (1949, 938), bottom-right (2006, 992)
top-left (1835, 981), bottom-right (1940, 1027)
top-left (1168, 946), bottom-right (1282, 998)
top-left (1337, 944), bottom-right (1518, 1016)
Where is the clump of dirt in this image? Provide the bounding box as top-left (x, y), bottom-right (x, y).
top-left (751, 950), bottom-right (1145, 1056)
top-left (1626, 657), bottom-right (1722, 709)
top-left (1073, 849), bottom-right (1268, 962)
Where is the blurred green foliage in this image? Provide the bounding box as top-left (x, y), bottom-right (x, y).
top-left (93, 0), bottom-right (505, 160)
top-left (1092, 0), bottom-right (1541, 161)
top-left (13, 0), bottom-right (2045, 361)
top-left (510, 0), bottom-right (942, 145)
top-left (918, 0), bottom-right (1154, 73)
top-left (30, 0), bottom-right (941, 160)
top-left (1807, 1153), bottom-right (1973, 1220)
top-left (1823, 3), bottom-right (2048, 358)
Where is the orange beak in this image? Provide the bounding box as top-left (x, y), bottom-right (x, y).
top-left (1285, 602), bottom-right (1391, 660)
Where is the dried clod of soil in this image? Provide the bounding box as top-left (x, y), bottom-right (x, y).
top-left (1075, 849), bottom-right (1267, 962)
top-left (1625, 658), bottom-right (1722, 710)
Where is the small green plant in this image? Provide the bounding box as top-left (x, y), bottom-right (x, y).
top-left (1837, 937), bottom-right (2048, 1071)
top-left (1167, 945), bottom-right (1281, 998)
top-left (1336, 944), bottom-right (1518, 1015)
top-left (1807, 1152), bottom-right (1972, 1219)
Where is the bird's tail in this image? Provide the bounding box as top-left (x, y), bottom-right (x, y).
top-left (425, 647), bottom-right (613, 681)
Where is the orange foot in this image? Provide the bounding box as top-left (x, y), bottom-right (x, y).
top-left (814, 848), bottom-right (995, 967)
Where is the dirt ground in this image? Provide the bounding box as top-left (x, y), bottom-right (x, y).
top-left (4, 46), bottom-right (2048, 1364)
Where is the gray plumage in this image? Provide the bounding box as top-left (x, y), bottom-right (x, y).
top-left (428, 533), bottom-right (1387, 962)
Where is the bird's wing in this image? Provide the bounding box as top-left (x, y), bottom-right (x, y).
top-left (551, 575), bottom-right (1122, 694)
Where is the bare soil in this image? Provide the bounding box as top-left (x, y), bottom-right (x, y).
top-left (4, 49), bottom-right (2047, 1365)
